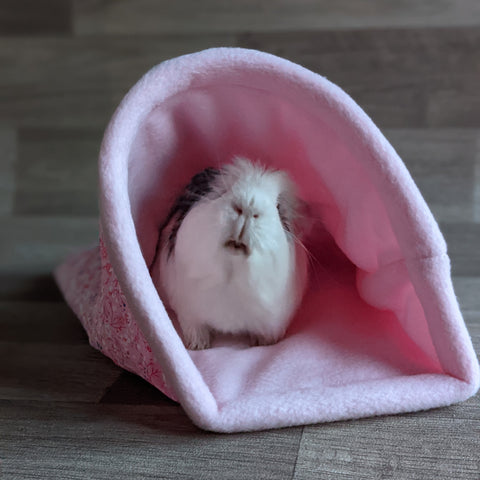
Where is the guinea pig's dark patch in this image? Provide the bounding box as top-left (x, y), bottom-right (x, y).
top-left (162, 167), bottom-right (220, 258)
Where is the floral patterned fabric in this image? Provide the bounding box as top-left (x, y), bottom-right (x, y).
top-left (55, 237), bottom-right (177, 402)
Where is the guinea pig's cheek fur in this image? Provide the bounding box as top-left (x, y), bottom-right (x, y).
top-left (216, 206), bottom-right (232, 243)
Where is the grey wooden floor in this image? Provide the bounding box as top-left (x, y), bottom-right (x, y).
top-left (1, 1), bottom-right (480, 479)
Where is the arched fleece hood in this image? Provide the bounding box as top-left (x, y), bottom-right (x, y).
top-left (55, 48), bottom-right (479, 432)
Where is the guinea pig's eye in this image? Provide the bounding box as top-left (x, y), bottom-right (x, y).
top-left (253, 213), bottom-right (259, 219)
top-left (232, 203), bottom-right (243, 215)
top-left (276, 203), bottom-right (280, 210)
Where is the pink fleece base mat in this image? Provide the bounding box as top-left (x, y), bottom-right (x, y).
top-left (191, 274), bottom-right (441, 407)
top-left (55, 47), bottom-right (479, 432)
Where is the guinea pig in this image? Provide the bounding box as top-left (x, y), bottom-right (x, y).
top-left (153, 156), bottom-right (308, 350)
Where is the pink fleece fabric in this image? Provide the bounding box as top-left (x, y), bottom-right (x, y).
top-left (55, 48), bottom-right (479, 432)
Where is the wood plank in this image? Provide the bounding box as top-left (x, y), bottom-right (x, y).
top-left (237, 27), bottom-right (480, 128)
top-left (293, 395), bottom-right (480, 480)
top-left (15, 128), bottom-right (101, 216)
top-left (385, 129), bottom-right (477, 222)
top-left (0, 273), bottom-right (64, 302)
top-left (453, 278), bottom-right (480, 314)
top-left (73, 0), bottom-right (480, 35)
top-left (0, 0), bottom-right (71, 35)
top-left (0, 37), bottom-right (114, 128)
top-left (0, 127), bottom-right (16, 216)
top-left (465, 315), bottom-right (480, 344)
top-left (0, 216), bottom-right (98, 276)
top-left (427, 84), bottom-right (480, 127)
top-left (441, 223), bottom-right (480, 276)
top-left (1, 29), bottom-right (479, 129)
top-left (0, 341), bottom-right (120, 402)
top-left (0, 400), bottom-right (302, 479)
top-left (0, 299), bottom-right (119, 403)
top-left (474, 136), bottom-right (480, 222)
top-left (0, 35), bottom-right (236, 128)
top-left (0, 301), bottom-right (87, 344)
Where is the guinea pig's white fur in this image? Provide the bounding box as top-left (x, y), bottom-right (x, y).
top-left (158, 158), bottom-right (308, 350)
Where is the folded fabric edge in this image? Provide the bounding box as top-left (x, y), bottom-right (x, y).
top-left (196, 373), bottom-right (477, 433)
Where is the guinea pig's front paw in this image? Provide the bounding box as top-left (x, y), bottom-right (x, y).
top-left (182, 325), bottom-right (211, 350)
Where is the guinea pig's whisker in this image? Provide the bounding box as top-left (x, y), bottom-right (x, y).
top-left (290, 232), bottom-right (318, 269)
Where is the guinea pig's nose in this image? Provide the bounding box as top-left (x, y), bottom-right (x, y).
top-left (236, 216), bottom-right (252, 243)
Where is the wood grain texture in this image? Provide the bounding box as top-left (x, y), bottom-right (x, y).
top-left (0, 343), bottom-right (120, 402)
top-left (1, 28), bottom-right (479, 129)
top-left (466, 317), bottom-right (480, 349)
top-left (15, 128), bottom-right (101, 215)
top-left (441, 223), bottom-right (480, 276)
top-left (0, 401), bottom-right (303, 480)
top-left (0, 0), bottom-right (71, 35)
top-left (474, 136), bottom-right (480, 223)
top-left (237, 27), bottom-right (480, 128)
top-left (0, 273), bottom-right (64, 302)
top-left (0, 302), bottom-right (119, 403)
top-left (453, 277), bottom-right (480, 314)
top-left (292, 397), bottom-right (480, 480)
top-left (386, 129), bottom-right (478, 222)
top-left (0, 216), bottom-right (98, 275)
top-left (0, 301), bottom-right (88, 344)
top-left (0, 127), bottom-right (16, 216)
top-left (0, 35), bottom-right (236, 128)
top-left (74, 0), bottom-right (480, 35)
top-left (427, 84), bottom-right (480, 127)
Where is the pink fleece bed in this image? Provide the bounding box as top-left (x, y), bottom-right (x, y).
top-left (55, 47), bottom-right (479, 432)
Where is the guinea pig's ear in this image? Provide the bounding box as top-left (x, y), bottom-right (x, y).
top-left (277, 185), bottom-right (313, 240)
top-left (276, 190), bottom-right (298, 235)
top-left (276, 195), bottom-right (290, 234)
top-left (293, 198), bottom-right (316, 241)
